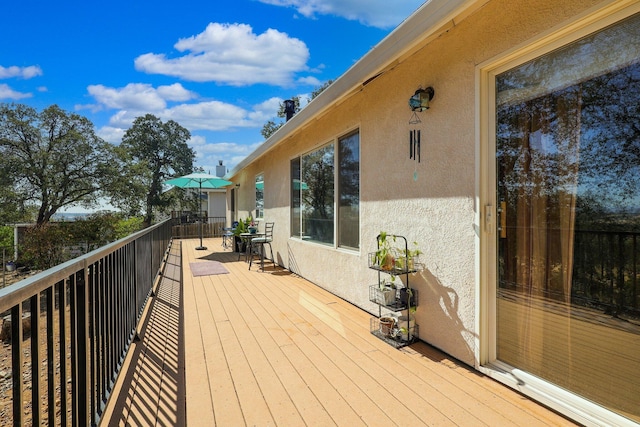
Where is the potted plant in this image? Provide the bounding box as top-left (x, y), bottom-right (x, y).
top-left (395, 241), bottom-right (422, 272)
top-left (233, 218), bottom-right (249, 251)
top-left (398, 286), bottom-right (417, 309)
top-left (376, 277), bottom-right (397, 306)
top-left (247, 217), bottom-right (258, 234)
top-left (397, 306), bottom-right (417, 341)
top-left (372, 232), bottom-right (396, 271)
top-left (378, 316), bottom-right (396, 337)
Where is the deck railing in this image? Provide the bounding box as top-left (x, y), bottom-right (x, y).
top-left (573, 229), bottom-right (640, 318)
top-left (0, 219), bottom-right (172, 426)
top-left (170, 216), bottom-right (226, 239)
top-left (500, 228), bottom-right (640, 321)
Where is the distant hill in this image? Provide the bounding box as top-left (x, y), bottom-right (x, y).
top-left (51, 212), bottom-right (92, 221)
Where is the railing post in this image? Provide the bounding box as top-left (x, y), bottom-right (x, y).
top-left (58, 280), bottom-right (68, 426)
top-left (11, 303), bottom-right (23, 427)
top-left (30, 293), bottom-right (41, 426)
top-left (46, 286), bottom-right (56, 426)
top-left (75, 266), bottom-right (91, 425)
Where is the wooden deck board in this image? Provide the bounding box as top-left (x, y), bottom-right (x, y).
top-left (102, 237), bottom-right (578, 427)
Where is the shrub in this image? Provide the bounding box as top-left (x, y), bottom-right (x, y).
top-left (19, 224), bottom-right (73, 270)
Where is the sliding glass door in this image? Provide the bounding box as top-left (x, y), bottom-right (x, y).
top-left (494, 12), bottom-right (640, 422)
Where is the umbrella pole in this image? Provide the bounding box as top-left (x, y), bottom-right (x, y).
top-left (196, 181), bottom-right (207, 250)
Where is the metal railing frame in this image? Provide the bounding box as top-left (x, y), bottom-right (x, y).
top-left (0, 219), bottom-right (172, 426)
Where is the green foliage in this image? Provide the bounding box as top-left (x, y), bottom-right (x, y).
top-left (67, 212), bottom-right (145, 248)
top-left (260, 120), bottom-right (283, 140)
top-left (0, 103), bottom-right (118, 225)
top-left (308, 80), bottom-right (333, 101)
top-left (113, 114), bottom-right (195, 226)
top-left (374, 231), bottom-right (396, 271)
top-left (19, 224), bottom-right (73, 270)
top-left (114, 216), bottom-right (144, 239)
top-left (233, 217), bottom-right (251, 236)
top-left (18, 212), bottom-right (145, 270)
top-left (0, 226), bottom-right (13, 252)
top-left (373, 232), bottom-right (422, 273)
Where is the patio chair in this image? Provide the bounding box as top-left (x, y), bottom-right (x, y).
top-left (249, 222), bottom-right (274, 271)
top-left (222, 221), bottom-right (237, 249)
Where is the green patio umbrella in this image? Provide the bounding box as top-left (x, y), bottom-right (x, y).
top-left (165, 173), bottom-right (232, 250)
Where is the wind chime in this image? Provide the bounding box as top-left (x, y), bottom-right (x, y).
top-left (408, 87), bottom-right (434, 180)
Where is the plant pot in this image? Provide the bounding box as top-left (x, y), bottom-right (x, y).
top-left (398, 288), bottom-right (416, 308)
top-left (381, 254), bottom-right (395, 271)
top-left (398, 314), bottom-right (415, 328)
top-left (234, 236), bottom-right (246, 253)
top-left (397, 315), bottom-right (416, 341)
top-left (248, 226), bottom-right (258, 234)
top-left (399, 325), bottom-right (417, 341)
top-left (379, 316), bottom-right (396, 337)
top-left (376, 286), bottom-right (396, 306)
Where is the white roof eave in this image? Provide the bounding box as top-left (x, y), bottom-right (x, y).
top-left (226, 0), bottom-right (479, 179)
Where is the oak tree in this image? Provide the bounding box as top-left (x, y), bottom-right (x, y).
top-left (0, 103), bottom-right (116, 225)
top-left (116, 114), bottom-right (195, 226)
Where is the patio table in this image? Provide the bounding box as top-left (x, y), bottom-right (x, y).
top-left (238, 232), bottom-right (265, 262)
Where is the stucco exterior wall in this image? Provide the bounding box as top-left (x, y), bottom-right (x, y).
top-left (232, 0), bottom-right (604, 366)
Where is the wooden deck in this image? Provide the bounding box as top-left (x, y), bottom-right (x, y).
top-left (101, 237), bottom-right (577, 426)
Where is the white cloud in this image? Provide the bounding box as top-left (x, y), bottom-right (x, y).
top-left (257, 0), bottom-right (424, 29)
top-left (95, 100), bottom-right (276, 147)
top-left (0, 65), bottom-right (43, 79)
top-left (194, 140), bottom-right (263, 171)
top-left (297, 76), bottom-right (321, 86)
top-left (0, 83), bottom-right (32, 100)
top-left (164, 101), bottom-right (250, 131)
top-left (188, 135), bottom-right (208, 147)
top-left (87, 83), bottom-right (196, 111)
top-left (97, 117), bottom-right (263, 170)
top-left (249, 97), bottom-right (284, 120)
top-left (106, 110), bottom-right (139, 128)
top-left (86, 81), bottom-right (279, 132)
top-left (157, 83), bottom-right (195, 101)
top-left (134, 23), bottom-right (310, 86)
top-left (96, 126), bottom-right (126, 144)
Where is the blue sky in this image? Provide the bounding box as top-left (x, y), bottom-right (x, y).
top-left (1, 0), bottom-right (424, 175)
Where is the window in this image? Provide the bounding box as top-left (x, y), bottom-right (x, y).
top-left (291, 158), bottom-right (301, 237)
top-left (493, 12), bottom-right (640, 421)
top-left (302, 143), bottom-right (335, 245)
top-left (338, 131), bottom-right (360, 249)
top-left (291, 130), bottom-right (360, 249)
top-left (255, 173), bottom-right (264, 219)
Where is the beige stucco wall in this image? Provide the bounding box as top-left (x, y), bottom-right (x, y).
top-left (231, 0), bottom-right (605, 366)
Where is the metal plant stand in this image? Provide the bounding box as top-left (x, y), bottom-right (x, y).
top-left (368, 234), bottom-right (419, 348)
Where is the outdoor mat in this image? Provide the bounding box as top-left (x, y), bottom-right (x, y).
top-left (190, 261), bottom-right (229, 277)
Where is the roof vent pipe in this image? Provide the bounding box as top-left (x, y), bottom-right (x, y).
top-left (216, 160), bottom-right (226, 177)
top-left (284, 99), bottom-right (296, 121)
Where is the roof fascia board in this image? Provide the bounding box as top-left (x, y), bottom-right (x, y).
top-left (227, 0), bottom-right (477, 178)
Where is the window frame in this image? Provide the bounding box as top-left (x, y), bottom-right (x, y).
top-left (290, 129), bottom-right (360, 251)
top-left (337, 130), bottom-right (360, 250)
top-left (255, 172), bottom-right (264, 220)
